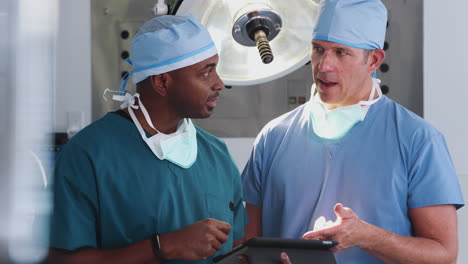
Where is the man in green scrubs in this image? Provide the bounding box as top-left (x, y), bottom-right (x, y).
top-left (47, 15), bottom-right (247, 264)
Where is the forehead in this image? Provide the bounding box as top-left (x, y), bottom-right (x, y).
top-left (169, 54), bottom-right (219, 76)
top-left (189, 54), bottom-right (219, 70)
top-left (312, 39), bottom-right (361, 52)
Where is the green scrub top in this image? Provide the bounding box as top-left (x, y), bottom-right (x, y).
top-left (50, 112), bottom-right (247, 263)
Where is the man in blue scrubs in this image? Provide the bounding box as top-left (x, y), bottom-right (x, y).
top-left (47, 15), bottom-right (247, 263)
top-left (242, 0), bottom-right (464, 263)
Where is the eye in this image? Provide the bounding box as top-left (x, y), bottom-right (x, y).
top-left (313, 46), bottom-right (324, 53)
top-left (336, 50), bottom-right (348, 56)
top-left (202, 70), bottom-right (211, 78)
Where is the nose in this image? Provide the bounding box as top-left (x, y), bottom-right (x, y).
top-left (213, 71), bottom-right (225, 91)
top-left (317, 51), bottom-right (335, 73)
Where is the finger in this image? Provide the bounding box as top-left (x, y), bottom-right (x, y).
top-left (216, 231), bottom-right (229, 243)
top-left (302, 230), bottom-right (324, 240)
top-left (207, 247), bottom-right (217, 257)
top-left (334, 203), bottom-right (354, 219)
top-left (212, 227), bottom-right (229, 244)
top-left (303, 226), bottom-right (336, 240)
top-left (281, 252), bottom-right (292, 264)
top-left (237, 254), bottom-right (250, 264)
top-left (213, 220), bottom-right (232, 234)
top-left (330, 244), bottom-right (345, 253)
top-left (211, 239), bottom-right (222, 251)
top-left (302, 230), bottom-right (315, 239)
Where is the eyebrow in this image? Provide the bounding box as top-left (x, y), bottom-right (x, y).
top-left (312, 42), bottom-right (352, 53)
top-left (201, 63), bottom-right (217, 70)
top-left (311, 42), bottom-right (321, 47)
top-left (336, 47), bottom-right (352, 53)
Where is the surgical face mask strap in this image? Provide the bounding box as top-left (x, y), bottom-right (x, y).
top-left (102, 88), bottom-right (125, 102)
top-left (136, 98), bottom-right (190, 136)
top-left (127, 102), bottom-right (147, 139)
top-left (368, 82), bottom-right (376, 101)
top-left (103, 88), bottom-right (141, 111)
top-left (114, 74), bottom-right (187, 135)
top-left (109, 91), bottom-right (157, 140)
top-left (124, 94), bottom-right (152, 138)
top-left (126, 94), bottom-right (196, 166)
top-left (116, 91), bottom-right (165, 136)
top-left (133, 94), bottom-right (160, 133)
top-left (126, 97), bottom-right (167, 160)
top-left (359, 78), bottom-right (383, 107)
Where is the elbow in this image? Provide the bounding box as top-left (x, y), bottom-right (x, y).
top-left (445, 252), bottom-right (458, 264)
top-left (438, 242), bottom-right (458, 264)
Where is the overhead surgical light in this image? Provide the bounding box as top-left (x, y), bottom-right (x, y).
top-left (176, 0), bottom-right (320, 86)
top-left (232, 7), bottom-right (281, 64)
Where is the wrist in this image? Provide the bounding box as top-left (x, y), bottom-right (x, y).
top-left (151, 233), bottom-right (168, 263)
top-left (157, 232), bottom-right (176, 261)
top-left (358, 221), bottom-right (391, 250)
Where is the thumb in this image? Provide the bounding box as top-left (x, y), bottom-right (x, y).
top-left (302, 229), bottom-right (327, 240)
top-left (334, 203), bottom-right (355, 219)
top-left (281, 252), bottom-right (292, 264)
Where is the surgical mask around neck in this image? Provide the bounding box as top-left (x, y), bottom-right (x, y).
top-left (112, 92), bottom-right (198, 169)
top-left (309, 78), bottom-right (382, 140)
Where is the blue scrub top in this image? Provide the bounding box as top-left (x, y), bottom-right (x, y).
top-left (242, 96), bottom-right (464, 264)
top-left (50, 112), bottom-right (247, 264)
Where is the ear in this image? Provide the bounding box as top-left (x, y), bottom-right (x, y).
top-left (368, 49), bottom-right (386, 74)
top-left (149, 74), bottom-right (169, 96)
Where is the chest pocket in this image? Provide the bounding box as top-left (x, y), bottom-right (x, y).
top-left (205, 192), bottom-right (234, 225)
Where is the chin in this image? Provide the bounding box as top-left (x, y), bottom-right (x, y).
top-left (195, 110), bottom-right (214, 119)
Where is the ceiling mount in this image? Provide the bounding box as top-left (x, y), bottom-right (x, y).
top-left (232, 9), bottom-right (282, 64)
top-left (177, 0), bottom-right (320, 86)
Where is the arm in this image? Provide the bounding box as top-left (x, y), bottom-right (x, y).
top-left (243, 203), bottom-right (263, 240)
top-left (234, 203), bottom-right (261, 247)
top-left (364, 204), bottom-right (458, 264)
top-left (46, 218), bottom-right (232, 264)
top-left (303, 203), bottom-right (458, 264)
top-left (46, 239), bottom-right (157, 264)
top-left (242, 204), bottom-right (293, 264)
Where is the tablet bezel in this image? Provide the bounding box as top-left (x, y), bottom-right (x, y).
top-left (213, 237), bottom-right (338, 263)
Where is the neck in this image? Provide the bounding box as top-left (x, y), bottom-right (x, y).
top-left (126, 92), bottom-right (182, 135)
top-left (322, 78), bottom-right (376, 110)
top-left (358, 78), bottom-right (378, 101)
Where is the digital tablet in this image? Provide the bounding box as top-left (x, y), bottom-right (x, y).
top-left (213, 237), bottom-right (337, 264)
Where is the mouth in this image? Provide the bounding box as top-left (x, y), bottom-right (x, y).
top-left (206, 93), bottom-right (219, 108)
top-left (317, 78), bottom-right (338, 89)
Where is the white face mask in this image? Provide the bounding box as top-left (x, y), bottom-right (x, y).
top-left (309, 78), bottom-right (382, 140)
top-left (112, 92), bottom-right (198, 169)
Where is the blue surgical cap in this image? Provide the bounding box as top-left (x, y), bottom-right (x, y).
top-left (312, 0), bottom-right (387, 50)
top-left (118, 14), bottom-right (217, 92)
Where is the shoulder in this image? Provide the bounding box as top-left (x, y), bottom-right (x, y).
top-left (379, 96), bottom-right (442, 138)
top-left (376, 97), bottom-right (446, 155)
top-left (195, 125), bottom-right (230, 155)
top-left (61, 113), bottom-right (133, 154)
top-left (194, 125), bottom-right (239, 173)
top-left (256, 104), bottom-right (309, 143)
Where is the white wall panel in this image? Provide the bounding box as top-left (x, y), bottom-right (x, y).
top-left (424, 1), bottom-right (468, 262)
